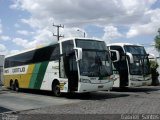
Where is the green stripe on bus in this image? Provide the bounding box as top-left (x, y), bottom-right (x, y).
top-left (29, 63), bottom-right (41, 88)
top-left (34, 61), bottom-right (49, 89)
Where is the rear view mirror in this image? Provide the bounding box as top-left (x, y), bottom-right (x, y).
top-left (126, 52), bottom-right (134, 63)
top-left (74, 47), bottom-right (82, 61)
top-left (110, 50), bottom-right (120, 62)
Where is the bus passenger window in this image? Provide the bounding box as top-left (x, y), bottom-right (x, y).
top-left (62, 40), bottom-right (74, 54)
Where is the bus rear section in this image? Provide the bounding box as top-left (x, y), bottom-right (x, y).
top-left (108, 43), bottom-right (152, 88)
top-left (4, 38), bottom-right (118, 96)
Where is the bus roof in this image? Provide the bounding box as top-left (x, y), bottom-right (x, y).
top-left (6, 37), bottom-right (104, 58)
top-left (59, 37), bottom-right (103, 42)
top-left (107, 43), bottom-right (143, 47)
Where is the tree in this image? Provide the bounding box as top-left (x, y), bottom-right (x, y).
top-left (155, 28), bottom-right (160, 51)
top-left (149, 60), bottom-right (159, 85)
top-left (155, 35), bottom-right (160, 51)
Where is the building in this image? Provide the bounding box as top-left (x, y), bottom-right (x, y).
top-left (0, 55), bottom-right (4, 86)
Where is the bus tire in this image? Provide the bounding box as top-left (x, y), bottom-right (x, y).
top-left (83, 92), bottom-right (91, 96)
top-left (14, 80), bottom-right (19, 92)
top-left (10, 80), bottom-right (14, 90)
top-left (52, 80), bottom-right (61, 97)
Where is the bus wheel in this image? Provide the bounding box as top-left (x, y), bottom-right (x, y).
top-left (52, 81), bottom-right (61, 97)
top-left (14, 80), bottom-right (19, 92)
top-left (10, 80), bottom-right (14, 90)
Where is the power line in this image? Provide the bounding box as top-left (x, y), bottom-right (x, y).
top-left (53, 23), bottom-right (64, 41)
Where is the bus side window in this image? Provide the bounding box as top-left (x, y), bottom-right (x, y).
top-left (50, 44), bottom-right (60, 60)
top-left (62, 40), bottom-right (74, 54)
top-left (4, 59), bottom-right (9, 68)
top-left (110, 46), bottom-right (125, 71)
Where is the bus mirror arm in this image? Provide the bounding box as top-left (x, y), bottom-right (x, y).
top-left (74, 47), bottom-right (82, 61)
top-left (110, 50), bottom-right (120, 62)
top-left (126, 52), bottom-right (134, 63)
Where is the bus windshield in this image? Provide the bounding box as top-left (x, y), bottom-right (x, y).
top-left (76, 39), bottom-right (112, 77)
top-left (124, 45), bottom-right (146, 54)
top-left (124, 45), bottom-right (150, 75)
top-left (75, 39), bottom-right (106, 50)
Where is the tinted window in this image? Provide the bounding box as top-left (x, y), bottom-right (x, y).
top-left (76, 39), bottom-right (106, 50)
top-left (31, 46), bottom-right (53, 63)
top-left (50, 44), bottom-right (60, 60)
top-left (124, 45), bottom-right (146, 55)
top-left (62, 40), bottom-right (74, 54)
top-left (5, 44), bottom-right (60, 68)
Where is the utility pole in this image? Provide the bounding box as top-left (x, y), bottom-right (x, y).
top-left (53, 23), bottom-right (64, 41)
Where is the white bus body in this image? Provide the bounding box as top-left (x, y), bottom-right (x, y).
top-left (4, 38), bottom-right (116, 96)
top-left (107, 43), bottom-right (152, 88)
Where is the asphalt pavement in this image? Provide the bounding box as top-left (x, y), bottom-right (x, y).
top-left (1, 86), bottom-right (160, 120)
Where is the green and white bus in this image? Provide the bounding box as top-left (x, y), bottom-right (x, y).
top-left (4, 38), bottom-right (118, 96)
top-left (107, 43), bottom-right (152, 88)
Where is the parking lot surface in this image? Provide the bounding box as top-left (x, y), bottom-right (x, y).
top-left (1, 86), bottom-right (160, 120)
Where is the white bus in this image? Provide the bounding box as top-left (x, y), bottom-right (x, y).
top-left (107, 43), bottom-right (152, 88)
top-left (4, 38), bottom-right (118, 96)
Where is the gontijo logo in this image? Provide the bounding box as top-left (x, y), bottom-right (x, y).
top-left (4, 65), bottom-right (28, 75)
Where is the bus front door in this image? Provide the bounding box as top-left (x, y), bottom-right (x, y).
top-left (64, 54), bottom-right (78, 92)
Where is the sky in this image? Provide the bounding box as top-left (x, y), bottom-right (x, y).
top-left (0, 0), bottom-right (160, 56)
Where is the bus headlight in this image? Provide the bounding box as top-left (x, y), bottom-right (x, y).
top-left (80, 79), bottom-right (91, 83)
top-left (110, 75), bottom-right (117, 81)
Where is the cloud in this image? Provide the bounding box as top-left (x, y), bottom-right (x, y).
top-left (12, 26), bottom-right (87, 50)
top-left (13, 27), bottom-right (55, 49)
top-left (12, 37), bottom-right (42, 50)
top-left (0, 44), bottom-right (8, 55)
top-left (102, 25), bottom-right (122, 43)
top-left (9, 50), bottom-right (20, 55)
top-left (0, 44), bottom-right (6, 51)
top-left (119, 0), bottom-right (156, 15)
top-left (12, 37), bottom-right (29, 48)
top-left (0, 20), bottom-right (10, 55)
top-left (127, 8), bottom-right (160, 38)
top-left (145, 46), bottom-right (159, 57)
top-left (11, 0), bottom-right (157, 27)
top-left (20, 18), bottom-right (51, 29)
top-left (0, 20), bottom-right (11, 41)
top-left (17, 30), bottom-right (33, 35)
top-left (32, 27), bottom-right (55, 47)
top-left (14, 23), bottom-right (21, 28)
top-left (60, 27), bottom-right (87, 38)
top-left (0, 20), bottom-right (2, 34)
top-left (0, 35), bottom-right (10, 41)
top-left (9, 0), bottom-right (158, 47)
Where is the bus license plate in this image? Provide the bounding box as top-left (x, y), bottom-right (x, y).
top-left (98, 85), bottom-right (104, 88)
